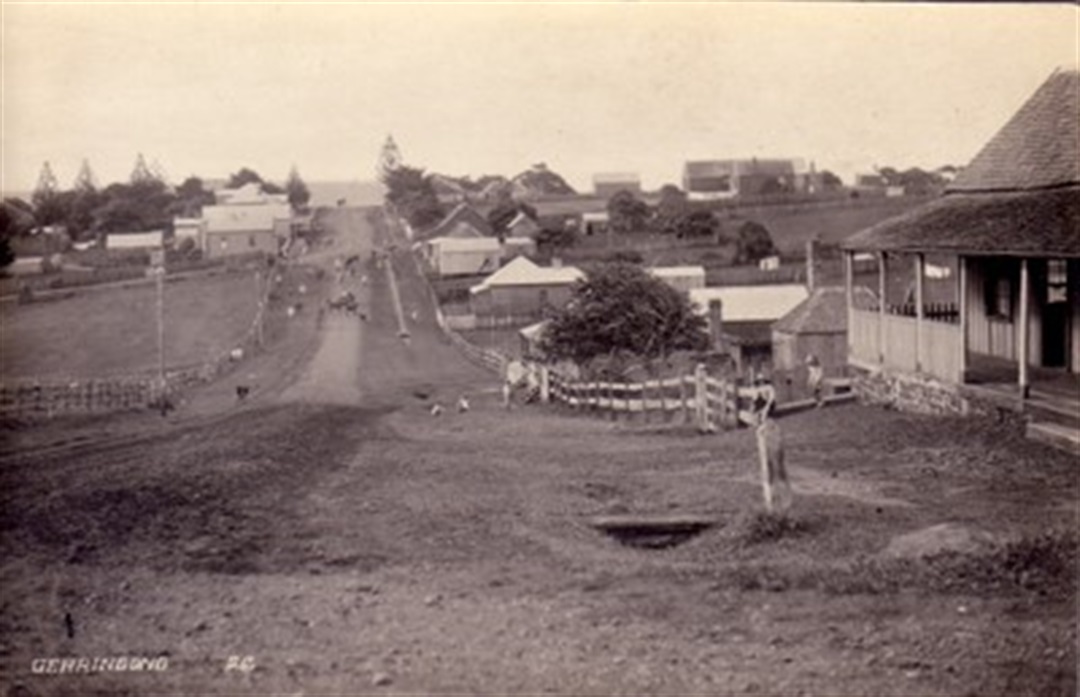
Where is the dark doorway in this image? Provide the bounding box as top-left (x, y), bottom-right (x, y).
top-left (1041, 259), bottom-right (1070, 368)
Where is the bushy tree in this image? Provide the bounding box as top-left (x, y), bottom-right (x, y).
top-left (734, 220), bottom-right (778, 265)
top-left (606, 190), bottom-right (651, 235)
top-left (675, 210), bottom-right (718, 239)
top-left (540, 263), bottom-right (709, 370)
top-left (535, 226), bottom-right (577, 253)
top-left (653, 184), bottom-right (688, 235)
top-left (227, 167), bottom-right (265, 190)
top-left (382, 165), bottom-right (445, 229)
top-left (285, 166), bottom-right (311, 211)
top-left (172, 177), bottom-right (216, 217)
top-left (0, 237), bottom-right (14, 270)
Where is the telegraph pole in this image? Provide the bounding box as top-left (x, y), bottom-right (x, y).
top-left (150, 248), bottom-right (167, 409)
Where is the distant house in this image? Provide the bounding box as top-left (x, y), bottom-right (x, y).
top-left (772, 286), bottom-right (878, 377)
top-left (215, 182), bottom-right (288, 206)
top-left (504, 210), bottom-right (542, 239)
top-left (841, 70), bottom-right (1079, 421)
top-left (690, 284), bottom-right (810, 374)
top-left (683, 159), bottom-right (799, 200)
top-left (648, 266), bottom-right (706, 294)
top-left (852, 174), bottom-right (888, 197)
top-left (106, 230), bottom-right (164, 250)
top-left (421, 203), bottom-right (493, 240)
top-left (470, 256), bottom-right (584, 322)
top-left (501, 236), bottom-right (538, 261)
top-left (425, 236), bottom-right (502, 277)
top-left (580, 211), bottom-right (609, 236)
top-left (202, 203), bottom-right (290, 259)
top-left (593, 173), bottom-right (642, 199)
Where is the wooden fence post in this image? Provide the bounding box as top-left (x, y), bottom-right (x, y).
top-left (694, 363), bottom-right (709, 433)
top-left (539, 365), bottom-right (550, 403)
top-left (679, 375), bottom-right (688, 423)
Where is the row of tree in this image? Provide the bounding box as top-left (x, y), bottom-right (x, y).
top-left (4, 159), bottom-right (311, 246)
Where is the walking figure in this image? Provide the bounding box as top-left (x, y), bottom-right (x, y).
top-left (754, 386), bottom-right (792, 515)
top-left (457, 394), bottom-right (470, 413)
top-left (430, 403), bottom-right (444, 417)
top-left (806, 354), bottom-right (824, 408)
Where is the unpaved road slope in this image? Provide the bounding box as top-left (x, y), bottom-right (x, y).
top-left (0, 208), bottom-right (1075, 697)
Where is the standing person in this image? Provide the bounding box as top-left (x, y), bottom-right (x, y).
top-left (755, 393), bottom-right (792, 515)
top-left (502, 380), bottom-right (513, 410)
top-left (806, 354), bottom-right (824, 408)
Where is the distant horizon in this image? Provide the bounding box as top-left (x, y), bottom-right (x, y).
top-left (4, 3), bottom-right (1074, 197)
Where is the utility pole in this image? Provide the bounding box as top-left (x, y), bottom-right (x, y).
top-left (150, 249), bottom-right (167, 408)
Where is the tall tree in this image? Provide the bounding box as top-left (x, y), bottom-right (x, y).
top-left (130, 153), bottom-right (157, 185)
top-left (606, 190), bottom-right (651, 235)
top-left (539, 262), bottom-right (709, 372)
top-left (32, 162), bottom-right (64, 226)
top-left (285, 165), bottom-right (311, 211)
top-left (653, 184), bottom-right (688, 235)
top-left (72, 159), bottom-right (99, 193)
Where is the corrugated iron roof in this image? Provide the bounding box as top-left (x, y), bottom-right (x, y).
top-left (689, 284), bottom-right (809, 322)
top-left (203, 203), bottom-right (290, 233)
top-left (470, 256), bottom-right (584, 293)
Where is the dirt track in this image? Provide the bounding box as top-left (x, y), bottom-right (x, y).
top-left (0, 208), bottom-right (1075, 696)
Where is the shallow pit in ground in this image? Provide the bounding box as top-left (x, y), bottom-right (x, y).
top-left (589, 513), bottom-right (719, 549)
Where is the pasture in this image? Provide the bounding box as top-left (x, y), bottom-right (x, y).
top-left (0, 268), bottom-right (264, 380)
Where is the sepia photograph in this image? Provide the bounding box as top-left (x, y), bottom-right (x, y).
top-left (1, 1), bottom-right (1077, 695)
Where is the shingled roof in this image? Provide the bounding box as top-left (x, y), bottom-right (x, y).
top-left (844, 70), bottom-right (1080, 256)
top-left (773, 286), bottom-right (878, 335)
top-left (949, 69), bottom-right (1078, 193)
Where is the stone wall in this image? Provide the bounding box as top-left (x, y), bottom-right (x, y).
top-left (854, 368), bottom-right (973, 416)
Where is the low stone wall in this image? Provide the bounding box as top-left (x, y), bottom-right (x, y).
top-left (854, 367), bottom-right (973, 416)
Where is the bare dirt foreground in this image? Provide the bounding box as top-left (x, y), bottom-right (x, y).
top-left (1, 209), bottom-right (1076, 697)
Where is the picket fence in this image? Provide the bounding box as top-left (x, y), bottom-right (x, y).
top-left (1, 264), bottom-right (280, 420)
top-left (543, 364), bottom-right (764, 431)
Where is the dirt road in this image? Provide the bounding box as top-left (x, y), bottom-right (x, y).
top-left (0, 208), bottom-right (1075, 696)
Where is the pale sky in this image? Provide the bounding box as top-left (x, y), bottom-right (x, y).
top-left (2, 2), bottom-right (1077, 194)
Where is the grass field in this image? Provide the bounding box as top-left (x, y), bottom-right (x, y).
top-left (0, 268), bottom-right (264, 380)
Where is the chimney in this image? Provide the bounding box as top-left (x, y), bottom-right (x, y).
top-left (708, 299), bottom-right (725, 352)
top-left (805, 238), bottom-right (817, 292)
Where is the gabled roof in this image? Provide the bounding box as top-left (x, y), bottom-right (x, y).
top-left (773, 286), bottom-right (877, 335)
top-left (203, 203), bottom-right (291, 233)
top-left (843, 70), bottom-right (1080, 256)
top-left (689, 284), bottom-right (809, 322)
top-left (470, 256), bottom-right (584, 293)
top-left (423, 203), bottom-right (493, 239)
top-left (949, 69), bottom-right (1078, 193)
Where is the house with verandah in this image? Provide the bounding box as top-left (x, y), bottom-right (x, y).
top-left (840, 69), bottom-right (1079, 444)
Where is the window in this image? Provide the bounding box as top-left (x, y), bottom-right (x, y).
top-left (1048, 259), bottom-right (1068, 304)
top-left (984, 261), bottom-right (1013, 320)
